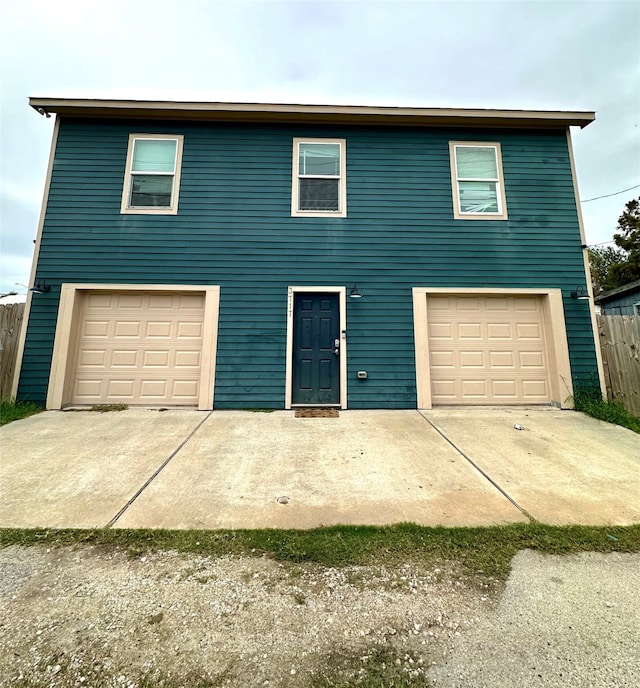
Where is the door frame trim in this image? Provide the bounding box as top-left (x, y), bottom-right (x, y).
top-left (47, 283), bottom-right (220, 411)
top-left (412, 287), bottom-right (573, 409)
top-left (285, 286), bottom-right (347, 409)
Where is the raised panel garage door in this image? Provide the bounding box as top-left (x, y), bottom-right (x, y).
top-left (427, 294), bottom-right (551, 404)
top-left (71, 291), bottom-right (205, 406)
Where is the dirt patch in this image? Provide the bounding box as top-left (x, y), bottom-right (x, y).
top-left (0, 545), bottom-right (498, 687)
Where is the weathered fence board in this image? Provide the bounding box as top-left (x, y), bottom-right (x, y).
top-left (0, 303), bottom-right (25, 402)
top-left (597, 314), bottom-right (640, 416)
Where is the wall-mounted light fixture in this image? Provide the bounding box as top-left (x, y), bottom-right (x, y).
top-left (349, 285), bottom-right (362, 299)
top-left (570, 285), bottom-right (590, 300)
top-left (30, 279), bottom-right (51, 294)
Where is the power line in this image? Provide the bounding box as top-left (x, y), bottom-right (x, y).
top-left (581, 184), bottom-right (640, 203)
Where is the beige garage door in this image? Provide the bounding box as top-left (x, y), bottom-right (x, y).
top-left (427, 294), bottom-right (551, 404)
top-left (71, 291), bottom-right (205, 406)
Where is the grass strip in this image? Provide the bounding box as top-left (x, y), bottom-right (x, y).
top-left (574, 387), bottom-right (640, 433)
top-left (1, 523), bottom-right (638, 578)
top-left (0, 400), bottom-right (43, 426)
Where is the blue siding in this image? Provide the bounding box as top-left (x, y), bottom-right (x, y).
top-left (18, 118), bottom-right (598, 407)
top-left (600, 290), bottom-right (640, 315)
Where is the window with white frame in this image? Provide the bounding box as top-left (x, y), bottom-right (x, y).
top-left (634, 302), bottom-right (640, 315)
top-left (121, 134), bottom-right (184, 214)
top-left (292, 138), bottom-right (346, 217)
top-left (449, 142), bottom-right (508, 220)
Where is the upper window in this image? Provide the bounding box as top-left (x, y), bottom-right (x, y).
top-left (449, 142), bottom-right (508, 220)
top-left (292, 138), bottom-right (346, 217)
top-left (121, 134), bottom-right (184, 214)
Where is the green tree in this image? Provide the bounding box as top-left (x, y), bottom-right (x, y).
top-left (609, 196), bottom-right (640, 286)
top-left (588, 245), bottom-right (628, 293)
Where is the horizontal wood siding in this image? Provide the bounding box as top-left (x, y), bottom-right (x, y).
top-left (600, 291), bottom-right (640, 315)
top-left (18, 119), bottom-right (597, 407)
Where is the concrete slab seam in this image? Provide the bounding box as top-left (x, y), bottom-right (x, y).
top-left (104, 411), bottom-right (214, 528)
top-left (416, 411), bottom-right (536, 523)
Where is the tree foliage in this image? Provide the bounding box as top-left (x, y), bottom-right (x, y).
top-left (588, 197), bottom-right (640, 292)
top-left (610, 196), bottom-right (640, 285)
top-left (588, 245), bottom-right (628, 293)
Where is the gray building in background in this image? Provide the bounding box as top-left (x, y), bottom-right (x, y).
top-left (595, 279), bottom-right (640, 315)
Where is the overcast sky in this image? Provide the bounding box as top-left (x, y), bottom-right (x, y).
top-left (1, 0), bottom-right (639, 294)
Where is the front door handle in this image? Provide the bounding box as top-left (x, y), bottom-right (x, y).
top-left (332, 338), bottom-right (340, 355)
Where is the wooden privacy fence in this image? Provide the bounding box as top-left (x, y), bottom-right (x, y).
top-left (597, 314), bottom-right (640, 416)
top-left (0, 303), bottom-right (25, 402)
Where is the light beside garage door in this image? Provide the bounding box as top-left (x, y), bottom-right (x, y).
top-left (427, 294), bottom-right (551, 404)
top-left (71, 291), bottom-right (205, 406)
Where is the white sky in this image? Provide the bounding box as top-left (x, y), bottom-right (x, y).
top-left (1, 0), bottom-right (639, 294)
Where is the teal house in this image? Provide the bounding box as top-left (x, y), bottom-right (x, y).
top-left (14, 98), bottom-right (605, 410)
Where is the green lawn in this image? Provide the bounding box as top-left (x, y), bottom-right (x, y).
top-left (0, 400), bottom-right (43, 426)
top-left (2, 523), bottom-right (638, 578)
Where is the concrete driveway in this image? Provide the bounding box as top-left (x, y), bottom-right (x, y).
top-left (1, 408), bottom-right (638, 530)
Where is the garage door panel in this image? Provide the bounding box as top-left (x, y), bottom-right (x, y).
top-left (427, 294), bottom-right (551, 405)
top-left (519, 351), bottom-right (545, 368)
top-left (77, 350), bottom-right (108, 367)
top-left (139, 380), bottom-right (168, 398)
top-left (177, 321), bottom-right (203, 338)
top-left (86, 294), bottom-right (112, 308)
top-left (146, 321), bottom-right (173, 338)
top-left (461, 379), bottom-right (489, 398)
top-left (485, 298), bottom-right (509, 311)
top-left (71, 291), bottom-right (205, 406)
top-left (487, 323), bottom-right (512, 339)
top-left (456, 297), bottom-right (481, 310)
top-left (428, 296), bottom-right (452, 310)
top-left (172, 380), bottom-right (200, 398)
top-left (515, 297), bottom-right (539, 311)
top-left (175, 350), bottom-right (201, 367)
top-left (431, 379), bottom-right (457, 398)
top-left (457, 323), bottom-right (482, 339)
top-left (492, 380), bottom-right (518, 398)
top-left (142, 350), bottom-right (170, 367)
top-left (429, 322), bottom-right (453, 339)
top-left (74, 379), bottom-right (103, 398)
top-left (107, 380), bottom-right (136, 398)
top-left (110, 350), bottom-right (138, 367)
top-left (118, 294), bottom-right (144, 309)
top-left (83, 321), bottom-right (109, 337)
top-left (148, 294), bottom-right (175, 309)
top-left (516, 323), bottom-right (542, 339)
top-left (180, 294), bottom-right (205, 309)
top-left (489, 351), bottom-right (515, 368)
top-left (459, 351), bottom-right (485, 368)
top-left (522, 380), bottom-right (549, 398)
top-left (431, 350), bottom-right (455, 367)
top-left (114, 321), bottom-right (141, 338)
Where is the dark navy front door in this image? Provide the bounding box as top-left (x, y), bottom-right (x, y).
top-left (292, 293), bottom-right (340, 405)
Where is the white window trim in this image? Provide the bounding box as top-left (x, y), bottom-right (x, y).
top-left (291, 137), bottom-right (347, 218)
top-left (121, 133), bottom-right (184, 215)
top-left (449, 141), bottom-right (508, 220)
top-left (634, 302), bottom-right (640, 315)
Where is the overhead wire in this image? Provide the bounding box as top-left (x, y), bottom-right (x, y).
top-left (581, 184), bottom-right (640, 203)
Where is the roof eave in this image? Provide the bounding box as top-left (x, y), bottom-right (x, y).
top-left (594, 278), bottom-right (640, 303)
top-left (28, 98), bottom-right (596, 129)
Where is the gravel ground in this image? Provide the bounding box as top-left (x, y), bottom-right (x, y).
top-left (0, 546), bottom-right (638, 687)
top-left (0, 545), bottom-right (493, 687)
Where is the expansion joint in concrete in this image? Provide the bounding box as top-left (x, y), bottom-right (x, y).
top-left (416, 411), bottom-right (536, 523)
top-left (104, 411), bottom-right (214, 528)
